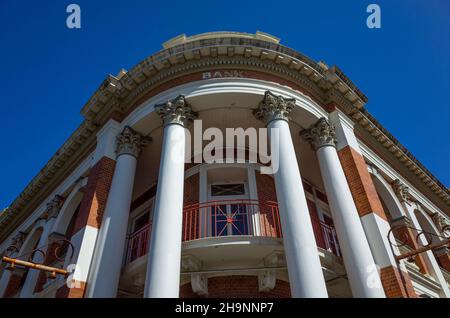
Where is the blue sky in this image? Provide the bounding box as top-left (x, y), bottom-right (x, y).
top-left (0, 0), bottom-right (449, 209)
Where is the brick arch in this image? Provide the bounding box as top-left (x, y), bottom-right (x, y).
top-left (180, 275), bottom-right (291, 298)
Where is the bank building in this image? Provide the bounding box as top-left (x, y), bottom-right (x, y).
top-left (0, 31), bottom-right (449, 298)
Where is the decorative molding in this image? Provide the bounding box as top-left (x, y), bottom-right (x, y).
top-left (367, 163), bottom-right (380, 176)
top-left (181, 255), bottom-right (208, 296)
top-left (392, 179), bottom-right (411, 203)
top-left (254, 90), bottom-right (295, 125)
top-left (257, 251), bottom-right (285, 292)
top-left (431, 213), bottom-right (450, 237)
top-left (48, 232), bottom-right (67, 243)
top-left (352, 109), bottom-right (450, 207)
top-left (190, 273), bottom-right (208, 296)
top-left (300, 117), bottom-right (337, 150)
top-left (44, 195), bottom-right (65, 220)
top-left (155, 95), bottom-right (197, 127)
top-left (116, 126), bottom-right (150, 158)
top-left (389, 215), bottom-right (413, 228)
top-left (5, 231), bottom-right (27, 254)
top-left (258, 270), bottom-right (276, 292)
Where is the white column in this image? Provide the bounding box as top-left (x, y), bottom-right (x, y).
top-left (254, 91), bottom-right (328, 298)
top-left (0, 232), bottom-right (26, 297)
top-left (301, 118), bottom-right (385, 298)
top-left (144, 95), bottom-right (197, 298)
top-left (87, 126), bottom-right (148, 298)
top-left (20, 195), bottom-right (64, 298)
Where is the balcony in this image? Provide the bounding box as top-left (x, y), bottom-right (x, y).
top-left (124, 200), bottom-right (341, 265)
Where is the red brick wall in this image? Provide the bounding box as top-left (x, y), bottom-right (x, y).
top-left (337, 146), bottom-right (386, 220)
top-left (184, 174), bottom-right (199, 206)
top-left (73, 156), bottom-right (116, 233)
top-left (183, 174), bottom-right (199, 240)
top-left (180, 276), bottom-right (291, 298)
top-left (255, 173), bottom-right (280, 237)
top-left (436, 254), bottom-right (450, 272)
top-left (380, 266), bottom-right (417, 298)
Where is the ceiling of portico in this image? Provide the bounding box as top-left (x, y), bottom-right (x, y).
top-left (130, 90), bottom-right (322, 137)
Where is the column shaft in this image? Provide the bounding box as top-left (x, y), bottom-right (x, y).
top-left (316, 144), bottom-right (385, 297)
top-left (87, 126), bottom-right (146, 298)
top-left (88, 155), bottom-right (137, 297)
top-left (254, 91), bottom-right (328, 298)
top-left (144, 123), bottom-right (186, 297)
top-left (144, 95), bottom-right (196, 298)
top-left (269, 119), bottom-right (328, 297)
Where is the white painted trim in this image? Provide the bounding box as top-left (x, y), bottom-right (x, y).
top-left (247, 166), bottom-right (261, 236)
top-left (69, 225), bottom-right (98, 283)
top-left (360, 213), bottom-right (399, 269)
top-left (52, 177), bottom-right (87, 234)
top-left (93, 119), bottom-right (122, 164)
top-left (369, 168), bottom-right (405, 219)
top-left (329, 110), bottom-right (361, 153)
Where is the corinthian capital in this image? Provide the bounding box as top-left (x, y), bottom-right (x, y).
top-left (254, 91), bottom-right (295, 125)
top-left (116, 126), bottom-right (150, 158)
top-left (300, 118), bottom-right (337, 150)
top-left (392, 179), bottom-right (411, 202)
top-left (155, 95), bottom-right (197, 127)
top-left (44, 195), bottom-right (64, 220)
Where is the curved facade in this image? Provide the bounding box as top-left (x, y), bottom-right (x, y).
top-left (0, 31), bottom-right (449, 298)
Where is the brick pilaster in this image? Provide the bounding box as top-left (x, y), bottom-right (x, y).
top-left (73, 157), bottom-right (116, 234)
top-left (337, 145), bottom-right (417, 298)
top-left (380, 266), bottom-right (417, 298)
top-left (337, 146), bottom-right (385, 219)
top-left (56, 156), bottom-right (116, 298)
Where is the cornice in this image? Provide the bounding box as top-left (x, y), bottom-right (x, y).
top-left (79, 36), bottom-right (367, 124)
top-left (1, 32), bottom-right (448, 240)
top-left (351, 108), bottom-right (450, 208)
top-left (0, 122), bottom-right (97, 243)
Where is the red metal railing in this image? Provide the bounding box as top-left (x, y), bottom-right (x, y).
top-left (182, 200), bottom-right (282, 240)
top-left (124, 200), bottom-right (341, 265)
top-left (312, 220), bottom-right (341, 257)
top-left (125, 223), bottom-right (151, 264)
